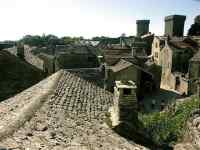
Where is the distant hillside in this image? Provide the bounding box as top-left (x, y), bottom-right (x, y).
top-left (0, 50), bottom-right (45, 101)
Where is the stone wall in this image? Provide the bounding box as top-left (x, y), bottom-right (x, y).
top-left (24, 45), bottom-right (44, 71)
top-left (110, 81), bottom-right (137, 126)
top-left (188, 61), bottom-right (200, 95)
top-left (151, 37), bottom-right (163, 65)
top-left (161, 45), bottom-right (173, 88)
top-left (164, 15), bottom-right (186, 37)
top-left (106, 65), bottom-right (141, 92)
top-left (136, 20), bottom-right (150, 37)
top-left (55, 53), bottom-right (100, 71)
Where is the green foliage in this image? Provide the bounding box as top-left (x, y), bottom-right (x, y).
top-left (19, 34), bottom-right (84, 47)
top-left (61, 36), bottom-right (83, 44)
top-left (139, 98), bottom-right (200, 146)
top-left (92, 36), bottom-right (109, 41)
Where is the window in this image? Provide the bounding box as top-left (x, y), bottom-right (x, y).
top-left (155, 42), bottom-right (158, 48)
top-left (155, 52), bottom-right (158, 58)
top-left (123, 89), bottom-right (131, 95)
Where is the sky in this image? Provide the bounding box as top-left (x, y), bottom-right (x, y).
top-left (0, 0), bottom-right (199, 41)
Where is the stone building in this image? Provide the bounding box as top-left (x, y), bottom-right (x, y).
top-left (38, 53), bottom-right (55, 75)
top-left (191, 36), bottom-right (200, 47)
top-left (101, 46), bottom-right (132, 66)
top-left (109, 80), bottom-right (137, 126)
top-left (17, 44), bottom-right (103, 76)
top-left (141, 33), bottom-right (154, 55)
top-left (106, 59), bottom-right (141, 92)
top-left (188, 50), bottom-right (200, 95)
top-left (151, 36), bottom-right (166, 65)
top-left (164, 15), bottom-right (186, 37)
top-left (131, 37), bottom-right (148, 57)
top-left (150, 14), bottom-right (200, 95)
top-left (161, 38), bottom-right (198, 94)
top-left (136, 20), bottom-right (150, 37)
top-left (106, 58), bottom-right (160, 97)
top-left (54, 45), bottom-right (101, 70)
top-left (97, 19), bottom-right (152, 66)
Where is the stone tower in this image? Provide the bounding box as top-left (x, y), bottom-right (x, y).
top-left (136, 20), bottom-right (150, 37)
top-left (165, 15), bottom-right (186, 37)
top-left (109, 80), bottom-right (137, 126)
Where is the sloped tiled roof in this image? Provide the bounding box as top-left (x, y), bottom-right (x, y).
top-left (168, 38), bottom-right (199, 53)
top-left (0, 70), bottom-right (147, 149)
top-left (111, 59), bottom-right (133, 73)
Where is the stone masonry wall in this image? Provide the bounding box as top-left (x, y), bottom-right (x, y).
top-left (24, 45), bottom-right (44, 70)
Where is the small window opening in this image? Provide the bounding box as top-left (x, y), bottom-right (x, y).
top-left (123, 89), bottom-right (131, 95)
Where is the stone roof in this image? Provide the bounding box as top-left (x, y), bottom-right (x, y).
top-left (168, 38), bottom-right (199, 53)
top-left (111, 58), bottom-right (153, 77)
top-left (154, 36), bottom-right (167, 41)
top-left (111, 59), bottom-right (133, 73)
top-left (103, 48), bottom-right (132, 66)
top-left (0, 70), bottom-right (147, 149)
top-left (64, 68), bottom-right (105, 88)
top-left (141, 33), bottom-right (154, 39)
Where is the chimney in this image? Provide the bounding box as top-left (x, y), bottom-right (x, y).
top-left (120, 33), bottom-right (126, 48)
top-left (109, 81), bottom-right (138, 126)
top-left (136, 20), bottom-right (150, 37)
top-left (120, 37), bottom-right (125, 48)
top-left (164, 15), bottom-right (186, 37)
top-left (17, 43), bottom-right (25, 60)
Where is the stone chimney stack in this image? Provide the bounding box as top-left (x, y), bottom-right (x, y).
top-left (136, 20), bottom-right (150, 37)
top-left (17, 43), bottom-right (25, 60)
top-left (164, 15), bottom-right (186, 37)
top-left (109, 81), bottom-right (137, 126)
top-left (120, 33), bottom-right (126, 48)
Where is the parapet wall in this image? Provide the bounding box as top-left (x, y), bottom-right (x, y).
top-left (0, 70), bottom-right (63, 140)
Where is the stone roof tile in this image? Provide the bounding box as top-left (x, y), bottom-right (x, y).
top-left (111, 59), bottom-right (133, 73)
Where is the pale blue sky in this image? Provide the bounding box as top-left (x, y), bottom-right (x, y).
top-left (0, 0), bottom-right (199, 40)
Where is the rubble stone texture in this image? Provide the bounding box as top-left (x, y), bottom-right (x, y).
top-left (0, 70), bottom-right (147, 150)
top-left (174, 111), bottom-right (200, 150)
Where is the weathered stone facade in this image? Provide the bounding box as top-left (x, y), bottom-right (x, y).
top-left (18, 44), bottom-right (103, 76)
top-left (136, 20), bottom-right (150, 37)
top-left (23, 45), bottom-right (45, 70)
top-left (141, 33), bottom-right (154, 55)
top-left (106, 58), bottom-right (160, 98)
top-left (106, 59), bottom-right (141, 93)
top-left (161, 38), bottom-right (197, 94)
top-left (189, 50), bottom-right (200, 95)
top-left (109, 81), bottom-right (137, 126)
top-left (38, 53), bottom-right (55, 74)
top-left (165, 15), bottom-right (186, 37)
top-left (55, 52), bottom-right (99, 70)
top-left (151, 36), bottom-right (165, 65)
